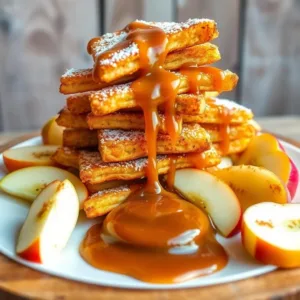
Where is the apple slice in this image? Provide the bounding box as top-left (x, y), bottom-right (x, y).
top-left (41, 116), bottom-right (64, 145)
top-left (209, 165), bottom-right (289, 212)
top-left (242, 202), bottom-right (300, 268)
top-left (17, 179), bottom-right (79, 263)
top-left (174, 168), bottom-right (241, 237)
top-left (217, 157), bottom-right (233, 169)
top-left (0, 166), bottom-right (88, 208)
top-left (238, 133), bottom-right (299, 200)
top-left (3, 145), bottom-right (59, 172)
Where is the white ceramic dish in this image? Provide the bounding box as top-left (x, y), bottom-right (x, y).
top-left (0, 137), bottom-right (299, 289)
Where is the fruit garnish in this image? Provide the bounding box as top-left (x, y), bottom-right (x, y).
top-left (3, 145), bottom-right (59, 172)
top-left (41, 116), bottom-right (64, 145)
top-left (174, 168), bottom-right (241, 237)
top-left (237, 133), bottom-right (299, 200)
top-left (0, 166), bottom-right (88, 208)
top-left (16, 180), bottom-right (79, 263)
top-left (242, 202), bottom-right (300, 268)
top-left (209, 165), bottom-right (289, 212)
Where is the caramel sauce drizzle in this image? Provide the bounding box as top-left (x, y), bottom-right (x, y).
top-left (81, 21), bottom-right (228, 284)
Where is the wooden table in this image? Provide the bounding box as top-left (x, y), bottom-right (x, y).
top-left (1, 116), bottom-right (300, 300)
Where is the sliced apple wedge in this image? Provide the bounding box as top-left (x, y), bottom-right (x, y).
top-left (217, 157), bottom-right (233, 169)
top-left (17, 179), bottom-right (79, 263)
top-left (237, 133), bottom-right (299, 200)
top-left (174, 168), bottom-right (241, 237)
top-left (3, 145), bottom-right (59, 172)
top-left (242, 202), bottom-right (300, 268)
top-left (0, 166), bottom-right (88, 208)
top-left (41, 116), bottom-right (64, 145)
top-left (209, 165), bottom-right (289, 212)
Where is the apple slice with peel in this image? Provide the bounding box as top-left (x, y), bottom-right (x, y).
top-left (3, 145), bottom-right (59, 172)
top-left (209, 165), bottom-right (289, 212)
top-left (0, 166), bottom-right (88, 208)
top-left (238, 133), bottom-right (299, 200)
top-left (41, 116), bottom-right (64, 145)
top-left (17, 179), bottom-right (79, 263)
top-left (174, 168), bottom-right (241, 237)
top-left (242, 202), bottom-right (300, 268)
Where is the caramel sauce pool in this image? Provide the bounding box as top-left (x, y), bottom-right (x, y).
top-left (81, 21), bottom-right (228, 284)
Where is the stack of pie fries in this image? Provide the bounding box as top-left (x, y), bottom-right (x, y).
top-left (53, 18), bottom-right (257, 218)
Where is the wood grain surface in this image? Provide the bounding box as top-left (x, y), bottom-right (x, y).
top-left (0, 128), bottom-right (300, 300)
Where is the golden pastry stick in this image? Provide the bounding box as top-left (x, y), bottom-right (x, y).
top-left (66, 93), bottom-right (206, 116)
top-left (84, 184), bottom-right (142, 218)
top-left (90, 70), bottom-right (238, 116)
top-left (61, 122), bottom-right (255, 150)
top-left (60, 43), bottom-right (220, 94)
top-left (79, 148), bottom-right (221, 184)
top-left (98, 124), bottom-right (211, 162)
top-left (88, 19), bottom-right (219, 83)
top-left (51, 147), bottom-right (79, 169)
top-left (85, 179), bottom-right (145, 194)
top-left (57, 108), bottom-right (183, 133)
top-left (98, 123), bottom-right (256, 162)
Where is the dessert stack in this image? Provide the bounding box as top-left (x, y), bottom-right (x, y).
top-left (53, 18), bottom-right (257, 218)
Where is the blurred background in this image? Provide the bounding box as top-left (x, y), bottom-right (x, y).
top-left (0, 0), bottom-right (299, 131)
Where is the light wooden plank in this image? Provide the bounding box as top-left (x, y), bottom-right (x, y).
top-left (241, 0), bottom-right (300, 116)
top-left (0, 0), bottom-right (98, 131)
top-left (177, 0), bottom-right (240, 100)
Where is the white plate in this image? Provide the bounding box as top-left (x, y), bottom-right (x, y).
top-left (0, 137), bottom-right (299, 289)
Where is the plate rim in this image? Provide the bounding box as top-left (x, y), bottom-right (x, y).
top-left (0, 133), bottom-right (299, 290)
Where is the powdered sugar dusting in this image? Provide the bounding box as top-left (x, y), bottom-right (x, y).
top-left (90, 83), bottom-right (131, 100)
top-left (62, 68), bottom-right (92, 78)
top-left (210, 98), bottom-right (252, 113)
top-left (90, 185), bottom-right (131, 198)
top-left (99, 129), bottom-right (144, 142)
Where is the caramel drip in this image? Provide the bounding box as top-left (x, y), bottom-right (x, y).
top-left (180, 66), bottom-right (224, 94)
top-left (81, 21), bottom-right (228, 284)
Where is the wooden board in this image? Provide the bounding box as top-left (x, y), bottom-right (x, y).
top-left (0, 133), bottom-right (300, 299)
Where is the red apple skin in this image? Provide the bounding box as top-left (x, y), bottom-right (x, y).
top-left (226, 214), bottom-right (242, 237)
top-left (17, 238), bottom-right (41, 263)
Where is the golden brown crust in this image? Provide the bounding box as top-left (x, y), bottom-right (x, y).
top-left (84, 184), bottom-right (142, 218)
top-left (63, 129), bottom-right (97, 148)
top-left (60, 43), bottom-right (220, 95)
top-left (66, 92), bottom-right (206, 116)
top-left (51, 147), bottom-right (79, 169)
top-left (98, 124), bottom-right (211, 162)
top-left (90, 70), bottom-right (238, 116)
top-left (78, 148), bottom-right (221, 184)
top-left (89, 19), bottom-right (219, 83)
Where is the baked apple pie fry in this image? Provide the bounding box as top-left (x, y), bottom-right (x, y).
top-left (67, 93), bottom-right (206, 116)
top-left (78, 149), bottom-right (221, 184)
top-left (84, 184), bottom-right (142, 218)
top-left (51, 147), bottom-right (79, 169)
top-left (63, 129), bottom-right (97, 149)
top-left (88, 19), bottom-right (219, 83)
top-left (98, 124), bottom-right (211, 162)
top-left (60, 43), bottom-right (220, 94)
top-left (90, 70), bottom-right (238, 116)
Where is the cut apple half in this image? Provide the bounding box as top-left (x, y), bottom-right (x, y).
top-left (209, 165), bottom-right (289, 212)
top-left (41, 116), bottom-right (64, 145)
top-left (0, 166), bottom-right (88, 208)
top-left (174, 168), bottom-right (241, 238)
top-left (242, 202), bottom-right (300, 268)
top-left (3, 145), bottom-right (59, 172)
top-left (237, 133), bottom-right (299, 200)
top-left (17, 179), bottom-right (79, 263)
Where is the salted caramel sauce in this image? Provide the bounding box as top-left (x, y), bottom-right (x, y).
top-left (81, 21), bottom-right (228, 284)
